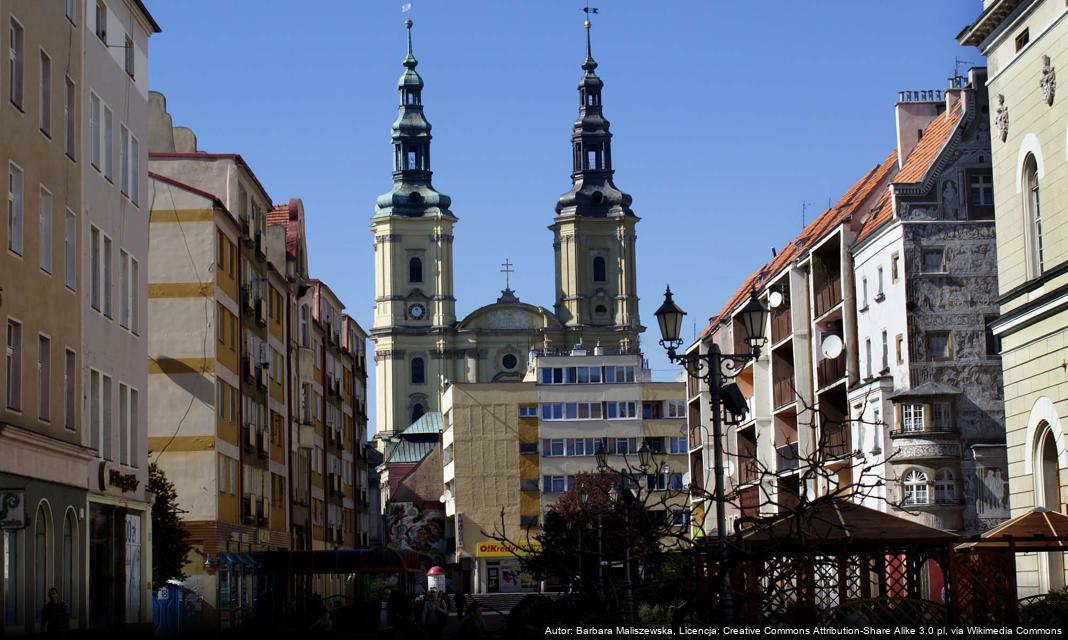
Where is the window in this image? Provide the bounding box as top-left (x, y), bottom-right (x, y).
top-left (542, 439), bottom-right (565, 457)
top-left (605, 366), bottom-right (636, 383)
top-left (129, 134), bottom-right (140, 205)
top-left (124, 35), bottom-right (134, 78)
top-left (667, 400), bottom-right (686, 418)
top-left (890, 252), bottom-right (899, 282)
top-left (61, 511), bottom-right (76, 621)
top-left (90, 93), bottom-right (101, 169)
top-left (903, 470), bottom-right (929, 506)
top-left (120, 251), bottom-right (129, 328)
top-left (39, 51), bottom-right (51, 135)
top-left (543, 475), bottom-right (566, 493)
top-left (926, 332), bottom-right (951, 360)
top-left (299, 305), bottom-right (309, 346)
top-left (8, 163), bottom-right (23, 255)
top-left (985, 316), bottom-right (1001, 356)
top-left (103, 235), bottom-right (112, 317)
top-left (219, 455), bottom-right (227, 493)
top-left (128, 388), bottom-right (138, 467)
top-left (1023, 154), bottom-right (1043, 277)
top-left (605, 401), bottom-right (638, 419)
top-left (932, 402), bottom-right (952, 432)
top-left (64, 349), bottom-right (75, 429)
top-left (120, 252), bottom-right (137, 332)
top-left (896, 334), bottom-right (904, 365)
top-left (1015, 28), bottom-right (1029, 52)
top-left (935, 469), bottom-right (956, 504)
top-left (95, 1), bottom-right (107, 42)
top-left (410, 357), bottom-right (425, 385)
top-left (922, 248), bottom-right (946, 274)
top-left (670, 436), bottom-right (688, 454)
top-left (409, 256), bottom-right (422, 283)
top-left (501, 353), bottom-right (518, 370)
top-left (865, 338), bottom-right (872, 378)
top-left (119, 384), bottom-right (128, 465)
top-left (411, 403), bottom-right (425, 424)
top-left (66, 0), bottom-right (77, 23)
top-left (39, 187), bottom-right (52, 272)
top-left (62, 210), bottom-right (75, 288)
top-left (876, 267), bottom-right (884, 299)
top-left (119, 125), bottom-right (128, 194)
top-left (593, 255), bottom-right (606, 282)
top-left (901, 404), bottom-right (924, 432)
top-left (64, 78), bottom-right (76, 158)
top-left (861, 277), bottom-right (868, 308)
top-left (37, 335), bottom-right (49, 421)
top-left (967, 171), bottom-right (994, 219)
top-left (518, 405), bottom-right (537, 418)
top-left (103, 106), bottom-right (113, 180)
top-left (881, 330), bottom-right (888, 372)
top-left (5, 320), bottom-right (20, 411)
top-left (91, 372), bottom-right (112, 459)
top-left (9, 19), bottom-right (24, 108)
top-left (3, 528), bottom-right (17, 625)
top-left (643, 437), bottom-right (665, 454)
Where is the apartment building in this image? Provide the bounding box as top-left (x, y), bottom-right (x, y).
top-left (442, 349), bottom-right (687, 595)
top-left (80, 0), bottom-right (158, 630)
top-left (1, 1), bottom-right (88, 633)
top-left (688, 73), bottom-right (1007, 563)
top-left (343, 315), bottom-right (370, 547)
top-left (146, 97), bottom-right (290, 622)
top-left (959, 0), bottom-right (1068, 594)
top-left (2, 0), bottom-right (158, 633)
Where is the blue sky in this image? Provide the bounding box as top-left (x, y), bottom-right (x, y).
top-left (144, 0), bottom-right (982, 429)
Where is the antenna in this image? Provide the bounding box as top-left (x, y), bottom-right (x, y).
top-left (801, 200), bottom-right (815, 228)
top-left (950, 57), bottom-right (976, 87)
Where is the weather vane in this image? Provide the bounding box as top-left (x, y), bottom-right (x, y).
top-left (583, 1), bottom-right (599, 26)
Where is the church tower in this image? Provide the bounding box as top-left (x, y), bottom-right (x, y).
top-left (371, 19), bottom-right (457, 436)
top-left (552, 19), bottom-right (642, 351)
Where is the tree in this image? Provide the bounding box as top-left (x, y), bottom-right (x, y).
top-left (149, 462), bottom-right (192, 585)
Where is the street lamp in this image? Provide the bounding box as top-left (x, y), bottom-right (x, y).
top-left (637, 442), bottom-right (652, 473)
top-left (655, 285), bottom-right (769, 625)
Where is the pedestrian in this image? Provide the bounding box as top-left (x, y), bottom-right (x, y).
top-left (40, 588), bottom-right (70, 635)
top-left (420, 589), bottom-right (448, 639)
top-left (454, 590), bottom-right (465, 621)
top-left (456, 602), bottom-right (486, 639)
top-left (376, 586), bottom-right (396, 640)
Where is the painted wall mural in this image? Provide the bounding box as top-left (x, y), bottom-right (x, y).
top-left (385, 502), bottom-right (446, 566)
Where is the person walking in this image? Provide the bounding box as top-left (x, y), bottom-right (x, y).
top-left (40, 588), bottom-right (70, 635)
top-left (420, 589), bottom-right (448, 639)
top-left (376, 586), bottom-right (396, 640)
top-left (456, 602), bottom-right (486, 639)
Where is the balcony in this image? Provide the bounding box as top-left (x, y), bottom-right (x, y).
top-left (520, 479), bottom-right (539, 491)
top-left (257, 498), bottom-right (269, 526)
top-left (255, 365), bottom-right (267, 390)
top-left (817, 354), bottom-right (846, 389)
top-left (770, 307), bottom-right (792, 344)
top-left (256, 430), bottom-right (268, 458)
top-left (255, 230), bottom-right (265, 257)
top-left (772, 376), bottom-right (795, 409)
top-left (820, 424), bottom-right (851, 459)
top-left (242, 425), bottom-right (256, 453)
top-left (738, 459), bottom-right (759, 485)
top-left (240, 217), bottom-right (252, 243)
top-left (813, 276), bottom-right (842, 318)
top-left (255, 298), bottom-right (267, 326)
top-left (242, 495), bottom-right (255, 524)
top-left (518, 442), bottom-right (538, 455)
top-left (776, 442), bottom-right (799, 472)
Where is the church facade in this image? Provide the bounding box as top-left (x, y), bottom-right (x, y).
top-left (372, 19), bottom-right (644, 436)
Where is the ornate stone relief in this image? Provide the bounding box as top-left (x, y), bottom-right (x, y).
top-left (1040, 55), bottom-right (1056, 106)
top-left (994, 94), bottom-right (1009, 142)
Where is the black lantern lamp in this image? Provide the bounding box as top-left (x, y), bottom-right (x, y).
top-left (637, 443), bottom-right (652, 473)
top-left (655, 286), bottom-right (687, 356)
top-left (738, 289), bottom-right (770, 357)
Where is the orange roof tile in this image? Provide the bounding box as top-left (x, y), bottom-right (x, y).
top-left (895, 104), bottom-right (962, 183)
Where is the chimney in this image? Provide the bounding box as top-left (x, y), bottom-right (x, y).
top-left (894, 90), bottom-right (943, 169)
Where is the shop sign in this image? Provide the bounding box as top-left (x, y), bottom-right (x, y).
top-left (97, 461), bottom-right (140, 493)
top-left (456, 513), bottom-right (464, 549)
top-left (0, 489), bottom-right (26, 529)
top-left (474, 540), bottom-right (541, 558)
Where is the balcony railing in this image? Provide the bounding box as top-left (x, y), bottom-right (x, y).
top-left (772, 376), bottom-right (795, 409)
top-left (891, 422), bottom-right (959, 436)
top-left (771, 308), bottom-right (792, 344)
top-left (821, 424), bottom-right (851, 459)
top-left (776, 442), bottom-right (799, 472)
top-left (817, 354), bottom-right (846, 389)
top-left (813, 277), bottom-right (842, 318)
top-left (738, 458), bottom-right (759, 485)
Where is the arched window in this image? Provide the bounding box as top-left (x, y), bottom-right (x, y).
top-left (411, 403), bottom-right (425, 424)
top-left (409, 257), bottom-right (423, 283)
top-left (935, 469), bottom-right (956, 504)
top-left (903, 470), bottom-right (929, 506)
top-left (593, 256), bottom-right (606, 283)
top-left (410, 357), bottom-right (425, 385)
top-left (62, 509), bottom-right (78, 621)
top-left (34, 503), bottom-right (50, 626)
top-left (1035, 423), bottom-right (1065, 591)
top-left (1023, 154), bottom-right (1044, 277)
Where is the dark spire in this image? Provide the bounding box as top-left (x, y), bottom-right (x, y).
top-left (555, 18), bottom-right (633, 218)
top-left (375, 19), bottom-right (453, 218)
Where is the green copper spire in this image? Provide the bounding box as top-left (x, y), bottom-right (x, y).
top-left (556, 18), bottom-right (633, 218)
top-left (375, 19), bottom-right (453, 218)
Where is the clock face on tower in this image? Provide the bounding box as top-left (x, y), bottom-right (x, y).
top-left (408, 303), bottom-right (426, 320)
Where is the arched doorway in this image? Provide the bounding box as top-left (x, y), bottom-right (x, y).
top-left (1035, 423), bottom-right (1065, 591)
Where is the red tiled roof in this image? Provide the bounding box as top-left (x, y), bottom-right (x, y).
top-left (697, 149), bottom-right (899, 342)
top-left (895, 104), bottom-right (963, 183)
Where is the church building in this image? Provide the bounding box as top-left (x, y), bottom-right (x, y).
top-left (371, 18), bottom-right (644, 437)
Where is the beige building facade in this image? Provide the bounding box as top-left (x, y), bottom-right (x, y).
top-left (960, 0), bottom-right (1068, 594)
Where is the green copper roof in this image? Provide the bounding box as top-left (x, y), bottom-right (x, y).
top-left (374, 19), bottom-right (453, 219)
top-left (384, 439), bottom-right (436, 465)
top-left (401, 412), bottom-right (443, 436)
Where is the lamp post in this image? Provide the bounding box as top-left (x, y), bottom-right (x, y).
top-left (654, 286), bottom-right (768, 624)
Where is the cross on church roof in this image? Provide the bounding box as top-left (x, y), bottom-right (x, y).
top-left (501, 259), bottom-right (514, 291)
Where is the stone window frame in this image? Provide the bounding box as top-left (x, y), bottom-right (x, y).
top-left (925, 331), bottom-right (952, 361)
top-left (902, 469), bottom-right (930, 506)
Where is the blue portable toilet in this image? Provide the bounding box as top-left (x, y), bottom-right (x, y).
top-left (153, 583), bottom-right (184, 637)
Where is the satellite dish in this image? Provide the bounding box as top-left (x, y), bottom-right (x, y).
top-left (768, 290), bottom-right (784, 309)
top-left (821, 334), bottom-right (844, 359)
top-left (438, 489), bottom-right (453, 503)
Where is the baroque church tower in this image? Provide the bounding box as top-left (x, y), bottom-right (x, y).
top-left (371, 20), bottom-right (457, 436)
top-left (551, 20), bottom-right (642, 351)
